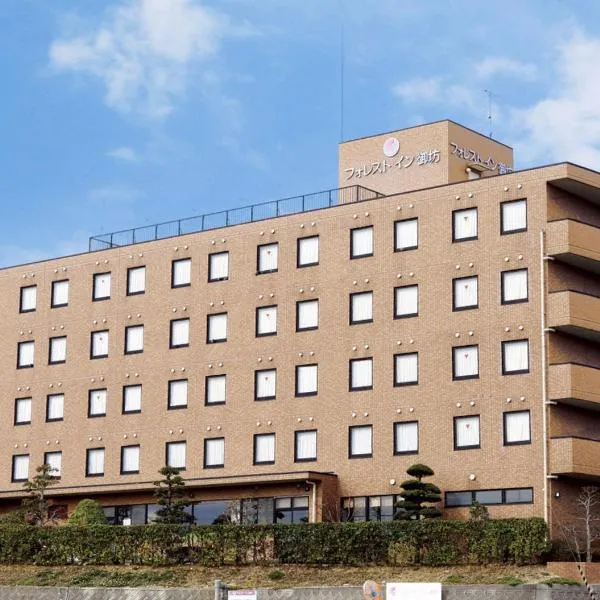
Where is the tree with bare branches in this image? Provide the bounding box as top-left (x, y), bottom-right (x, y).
top-left (557, 486), bottom-right (600, 563)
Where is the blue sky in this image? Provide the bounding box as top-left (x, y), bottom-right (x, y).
top-left (1, 0), bottom-right (599, 266)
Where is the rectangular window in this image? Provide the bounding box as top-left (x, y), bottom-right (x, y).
top-left (475, 490), bottom-right (503, 505)
top-left (208, 252), bottom-right (229, 281)
top-left (453, 208), bottom-right (478, 241)
top-left (501, 199), bottom-right (527, 234)
top-left (12, 454), bottom-right (29, 482)
top-left (122, 384), bottom-right (142, 413)
top-left (502, 339), bottom-right (529, 374)
top-left (394, 421), bottom-right (418, 455)
top-left (295, 429), bottom-right (317, 462)
top-left (88, 389), bottom-right (107, 417)
top-left (350, 291), bottom-right (373, 324)
top-left (14, 397), bottom-right (32, 425)
top-left (44, 451), bottom-right (62, 477)
top-left (504, 488), bottom-right (533, 503)
top-left (48, 336), bottom-right (67, 364)
top-left (296, 299), bottom-right (319, 331)
top-left (504, 410), bottom-right (531, 445)
top-left (256, 305), bottom-right (277, 337)
top-left (207, 313), bottom-right (227, 343)
top-left (120, 445), bottom-right (140, 474)
top-left (349, 358), bottom-right (373, 391)
top-left (93, 272), bottom-right (111, 300)
top-left (125, 325), bottom-right (144, 354)
top-left (205, 374), bottom-right (226, 405)
top-left (445, 491), bottom-right (476, 507)
top-left (257, 243), bottom-right (278, 274)
top-left (453, 276), bottom-right (478, 311)
top-left (90, 330), bottom-right (109, 359)
top-left (297, 236), bottom-right (319, 267)
top-left (171, 258), bottom-right (191, 288)
top-left (166, 441), bottom-right (186, 470)
top-left (253, 433), bottom-right (275, 464)
top-left (255, 369), bottom-right (276, 400)
top-left (446, 488), bottom-right (533, 507)
top-left (394, 352), bottom-right (418, 386)
top-left (86, 448), bottom-right (105, 477)
top-left (349, 425), bottom-right (372, 458)
top-left (51, 279), bottom-right (69, 308)
top-left (453, 345), bottom-right (479, 380)
top-left (501, 269), bottom-right (528, 304)
top-left (394, 218), bottom-right (418, 251)
top-left (170, 318), bottom-right (190, 348)
top-left (204, 437), bottom-right (225, 468)
top-left (127, 266), bottom-right (146, 295)
top-left (350, 226), bottom-right (373, 258)
top-left (20, 285), bottom-right (37, 313)
top-left (168, 379), bottom-right (188, 409)
top-left (295, 364), bottom-right (318, 396)
top-left (46, 393), bottom-right (64, 422)
top-left (454, 415), bottom-right (481, 449)
top-left (17, 340), bottom-right (35, 368)
top-left (394, 285), bottom-right (418, 318)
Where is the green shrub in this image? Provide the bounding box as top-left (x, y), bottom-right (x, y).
top-left (68, 500), bottom-right (108, 527)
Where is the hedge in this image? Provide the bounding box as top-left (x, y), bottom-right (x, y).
top-left (0, 518), bottom-right (548, 566)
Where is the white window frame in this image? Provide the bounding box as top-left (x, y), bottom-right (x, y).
top-left (453, 276), bottom-right (478, 311)
top-left (394, 285), bottom-right (418, 318)
top-left (44, 451), bottom-right (62, 477)
top-left (205, 374), bottom-right (226, 405)
top-left (501, 269), bottom-right (528, 304)
top-left (125, 325), bottom-right (144, 354)
top-left (349, 358), bottom-right (373, 391)
top-left (255, 369), bottom-right (276, 400)
top-left (394, 218), bottom-right (418, 251)
top-left (17, 340), bottom-right (35, 369)
top-left (88, 388), bottom-right (107, 417)
top-left (12, 454), bottom-right (30, 482)
top-left (502, 339), bottom-right (530, 375)
top-left (257, 243), bottom-right (278, 274)
top-left (295, 430), bottom-right (317, 462)
top-left (296, 299), bottom-right (319, 331)
top-left (168, 379), bottom-right (188, 409)
top-left (93, 272), bottom-right (111, 301)
top-left (297, 236), bottom-right (319, 267)
top-left (127, 266), bottom-right (146, 295)
top-left (46, 393), bottom-right (64, 422)
top-left (166, 441), bottom-right (187, 470)
top-left (49, 336), bottom-right (67, 364)
top-left (454, 415), bottom-right (481, 449)
top-left (51, 279), bottom-right (69, 308)
top-left (91, 330), bottom-right (109, 358)
top-left (86, 448), bottom-right (105, 477)
top-left (121, 445), bottom-right (140, 474)
top-left (295, 364), bottom-right (318, 396)
top-left (253, 433), bottom-right (275, 465)
top-left (394, 421), bottom-right (419, 455)
top-left (453, 345), bottom-right (479, 380)
top-left (20, 285), bottom-right (37, 313)
top-left (123, 384), bottom-right (142, 413)
top-left (170, 318), bottom-right (190, 348)
top-left (453, 208), bottom-right (478, 241)
top-left (504, 410), bottom-right (531, 445)
top-left (350, 291), bottom-right (373, 324)
top-left (349, 425), bottom-right (372, 458)
top-left (172, 258), bottom-right (191, 288)
top-left (204, 437), bottom-right (225, 468)
top-left (501, 199), bottom-right (527, 234)
top-left (394, 352), bottom-right (418, 386)
top-left (256, 305), bottom-right (277, 337)
top-left (14, 397), bottom-right (32, 425)
top-left (209, 252), bottom-right (229, 282)
top-left (350, 226), bottom-right (373, 258)
top-left (207, 313), bottom-right (227, 343)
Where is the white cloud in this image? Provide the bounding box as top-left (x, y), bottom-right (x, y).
top-left (475, 57), bottom-right (537, 81)
top-left (49, 0), bottom-right (254, 118)
top-left (392, 77), bottom-right (442, 103)
top-left (106, 146), bottom-right (140, 162)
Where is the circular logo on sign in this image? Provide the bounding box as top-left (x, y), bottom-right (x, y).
top-left (383, 137), bottom-right (400, 157)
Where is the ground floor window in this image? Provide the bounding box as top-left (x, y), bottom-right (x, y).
top-left (341, 495), bottom-right (404, 521)
top-left (445, 487), bottom-right (533, 507)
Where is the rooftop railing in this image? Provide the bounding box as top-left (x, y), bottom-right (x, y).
top-left (88, 185), bottom-right (384, 251)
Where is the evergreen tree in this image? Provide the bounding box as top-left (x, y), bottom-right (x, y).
top-left (395, 463), bottom-right (442, 520)
top-left (153, 466), bottom-right (193, 524)
top-left (68, 499), bottom-right (108, 526)
top-left (21, 463), bottom-right (58, 526)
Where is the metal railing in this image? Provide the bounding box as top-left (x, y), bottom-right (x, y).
top-left (88, 185), bottom-right (384, 251)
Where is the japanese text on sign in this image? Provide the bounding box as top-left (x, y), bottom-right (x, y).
top-left (450, 142), bottom-right (512, 174)
top-left (345, 149), bottom-right (441, 180)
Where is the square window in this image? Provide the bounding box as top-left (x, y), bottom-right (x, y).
top-left (454, 415), bottom-right (481, 449)
top-left (503, 410), bottom-right (531, 445)
top-left (19, 285), bottom-right (37, 313)
top-left (127, 266), bottom-right (146, 295)
top-left (90, 330), bottom-right (109, 359)
top-left (208, 252), bottom-right (229, 281)
top-left (88, 388), bottom-right (107, 417)
top-left (257, 243), bottom-right (278, 274)
top-left (349, 358), bottom-right (373, 391)
top-left (207, 313), bottom-right (227, 343)
top-left (394, 421), bottom-right (418, 455)
top-left (125, 325), bottom-right (144, 354)
top-left (453, 276), bottom-right (478, 311)
top-left (256, 305), bottom-right (277, 337)
top-left (394, 285), bottom-right (418, 318)
top-left (394, 218), bottom-right (418, 251)
top-left (297, 236), bottom-right (319, 267)
top-left (51, 280), bottom-right (69, 308)
top-left (46, 393), bottom-right (64, 422)
top-left (295, 430), bottom-right (317, 462)
top-left (12, 454), bottom-right (30, 482)
top-left (170, 318), bottom-right (190, 348)
top-left (93, 272), bottom-right (111, 301)
top-left (453, 345), bottom-right (479, 380)
top-left (48, 336), bottom-right (67, 364)
top-left (502, 339), bottom-right (529, 374)
top-left (166, 441), bottom-right (186, 470)
top-left (14, 397), bottom-right (32, 425)
top-left (205, 374), bottom-right (226, 405)
top-left (501, 199), bottom-right (527, 234)
top-left (295, 364), bottom-right (318, 396)
top-left (255, 369), bottom-right (276, 400)
top-left (168, 379), bottom-right (188, 409)
top-left (204, 437), bottom-right (225, 468)
top-left (501, 269), bottom-right (528, 304)
top-left (350, 226), bottom-right (373, 258)
top-left (122, 385), bottom-right (142, 414)
top-left (17, 340), bottom-right (35, 369)
top-left (296, 299), bottom-right (319, 331)
top-left (452, 208), bottom-right (478, 242)
top-left (253, 433), bottom-right (275, 464)
top-left (121, 445), bottom-right (140, 474)
top-left (86, 447), bottom-right (105, 476)
top-left (394, 352), bottom-right (418, 386)
top-left (349, 425), bottom-right (372, 458)
top-left (505, 488), bottom-right (533, 503)
top-left (44, 451), bottom-right (62, 477)
top-left (350, 291), bottom-right (373, 324)
top-left (172, 259), bottom-right (191, 288)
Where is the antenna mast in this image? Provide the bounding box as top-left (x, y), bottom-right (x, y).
top-left (340, 7), bottom-right (345, 142)
top-left (484, 89), bottom-right (493, 139)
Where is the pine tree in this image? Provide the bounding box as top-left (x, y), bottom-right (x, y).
top-left (395, 463), bottom-right (442, 520)
top-left (153, 466), bottom-right (193, 524)
top-left (21, 463), bottom-right (58, 526)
